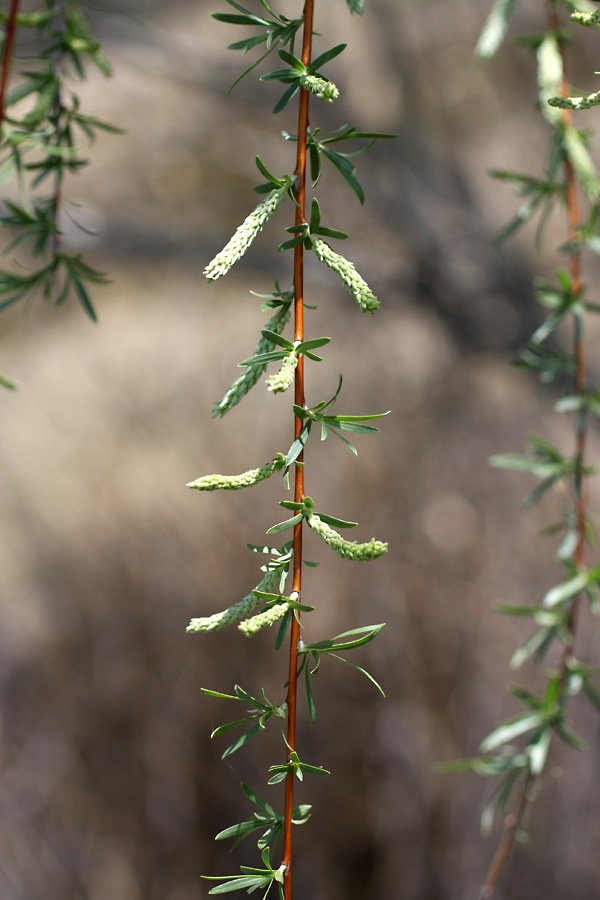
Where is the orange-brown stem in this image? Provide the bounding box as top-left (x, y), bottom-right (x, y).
top-left (480, 5), bottom-right (587, 896)
top-left (0, 0), bottom-right (21, 127)
top-left (282, 2), bottom-right (314, 898)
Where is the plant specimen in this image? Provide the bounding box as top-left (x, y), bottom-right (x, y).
top-left (0, 0), bottom-right (120, 388)
top-left (441, 1), bottom-right (600, 895)
top-left (186, 1), bottom-right (392, 897)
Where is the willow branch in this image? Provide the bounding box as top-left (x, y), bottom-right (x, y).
top-left (282, 2), bottom-right (314, 898)
top-left (479, 4), bottom-right (587, 895)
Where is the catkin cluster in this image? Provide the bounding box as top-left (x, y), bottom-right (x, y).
top-left (266, 350), bottom-right (298, 393)
top-left (307, 513), bottom-right (388, 561)
top-left (212, 304), bottom-right (292, 417)
top-left (204, 184), bottom-right (288, 280)
top-left (299, 73), bottom-right (339, 102)
top-left (188, 454), bottom-right (285, 491)
top-left (311, 237), bottom-right (380, 313)
top-left (187, 568), bottom-right (281, 633)
top-left (238, 601), bottom-right (288, 637)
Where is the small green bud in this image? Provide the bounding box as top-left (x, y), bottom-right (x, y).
top-left (311, 237), bottom-right (380, 314)
top-left (266, 350), bottom-right (298, 393)
top-left (204, 184), bottom-right (288, 280)
top-left (307, 513), bottom-right (388, 561)
top-left (187, 453), bottom-right (286, 491)
top-left (299, 73), bottom-right (339, 102)
top-left (187, 568), bottom-right (281, 633)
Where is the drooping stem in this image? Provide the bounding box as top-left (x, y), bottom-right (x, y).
top-left (282, 2), bottom-right (314, 897)
top-left (0, 0), bottom-right (21, 127)
top-left (479, 775), bottom-right (532, 899)
top-left (555, 31), bottom-right (586, 681)
top-left (50, 0), bottom-right (68, 259)
top-left (479, 4), bottom-right (587, 895)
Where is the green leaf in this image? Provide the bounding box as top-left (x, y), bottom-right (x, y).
top-left (0, 371), bottom-right (19, 390)
top-left (345, 0), bottom-right (365, 13)
top-left (273, 83), bottom-right (300, 114)
top-left (543, 571), bottom-right (590, 607)
top-left (528, 727), bottom-right (551, 776)
top-left (564, 126), bottom-right (600, 204)
top-left (315, 512), bottom-right (357, 529)
top-left (553, 719), bottom-right (586, 751)
top-left (296, 336), bottom-right (330, 353)
top-left (242, 783), bottom-right (278, 816)
top-left (211, 716), bottom-right (257, 738)
top-left (222, 721), bottom-right (262, 758)
top-left (510, 627), bottom-right (553, 669)
top-left (476, 0), bottom-right (519, 60)
top-left (309, 197), bottom-right (321, 233)
top-left (285, 422), bottom-right (311, 466)
top-left (260, 329), bottom-right (295, 350)
top-left (255, 155), bottom-right (281, 185)
top-left (71, 274), bottom-right (98, 322)
top-left (307, 44), bottom-right (346, 74)
top-left (277, 48), bottom-right (305, 72)
top-left (201, 688), bottom-right (239, 700)
top-left (274, 609), bottom-right (292, 650)
top-left (266, 514), bottom-right (304, 535)
top-left (480, 713), bottom-right (545, 753)
top-left (329, 652), bottom-right (385, 696)
top-left (305, 662), bottom-right (316, 724)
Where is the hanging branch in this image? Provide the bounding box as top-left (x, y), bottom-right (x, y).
top-left (188, 2), bottom-right (392, 898)
top-left (0, 1), bottom-right (120, 327)
top-left (440, 1), bottom-right (600, 895)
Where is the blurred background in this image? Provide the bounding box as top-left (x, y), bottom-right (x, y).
top-left (1, 0), bottom-right (600, 897)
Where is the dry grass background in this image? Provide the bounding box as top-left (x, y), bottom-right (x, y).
top-left (1, 0), bottom-right (600, 898)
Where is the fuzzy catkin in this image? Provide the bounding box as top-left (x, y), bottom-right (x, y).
top-left (187, 568), bottom-right (281, 633)
top-left (571, 9), bottom-right (600, 26)
top-left (307, 513), bottom-right (388, 561)
top-left (238, 602), bottom-right (288, 637)
top-left (204, 185), bottom-right (288, 280)
top-left (266, 350), bottom-right (298, 393)
top-left (311, 237), bottom-right (380, 314)
top-left (299, 73), bottom-right (339, 102)
top-left (212, 304), bottom-right (292, 417)
top-left (549, 91), bottom-right (600, 111)
top-left (187, 454), bottom-right (285, 491)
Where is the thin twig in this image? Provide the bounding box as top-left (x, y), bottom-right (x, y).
top-left (0, 0), bottom-right (21, 127)
top-left (479, 775), bottom-right (532, 899)
top-left (282, 3), bottom-right (314, 899)
top-left (50, 0), bottom-right (68, 259)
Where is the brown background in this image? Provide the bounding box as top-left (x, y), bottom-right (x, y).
top-left (1, 0), bottom-right (600, 898)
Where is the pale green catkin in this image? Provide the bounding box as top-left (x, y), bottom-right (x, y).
top-left (204, 184), bottom-right (288, 280)
top-left (266, 349), bottom-right (298, 393)
top-left (238, 601), bottom-right (288, 636)
top-left (299, 73), bottom-right (339, 102)
top-left (212, 304), bottom-right (292, 418)
top-left (571, 9), bottom-right (600, 26)
top-left (187, 453), bottom-right (285, 491)
top-left (307, 513), bottom-right (388, 561)
top-left (549, 90), bottom-right (600, 111)
top-left (187, 568), bottom-right (281, 633)
top-left (311, 237), bottom-right (380, 314)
